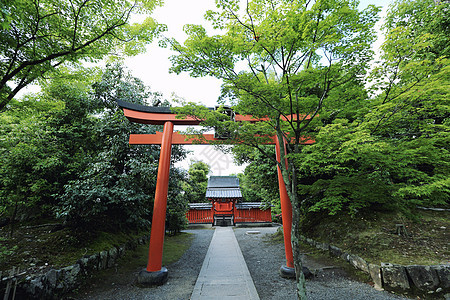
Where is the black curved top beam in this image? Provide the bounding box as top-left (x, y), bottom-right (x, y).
top-left (116, 99), bottom-right (173, 114)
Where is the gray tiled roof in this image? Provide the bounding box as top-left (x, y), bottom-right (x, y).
top-left (204, 176), bottom-right (243, 199)
top-left (189, 202), bottom-right (268, 210)
top-left (235, 202), bottom-right (264, 209)
top-left (207, 176), bottom-right (240, 188)
top-left (188, 203), bottom-right (212, 209)
top-left (205, 188), bottom-right (242, 199)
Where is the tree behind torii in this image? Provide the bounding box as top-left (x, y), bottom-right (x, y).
top-left (168, 0), bottom-right (380, 298)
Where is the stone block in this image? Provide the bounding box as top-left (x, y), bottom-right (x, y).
top-left (340, 252), bottom-right (351, 262)
top-left (381, 263), bottom-right (410, 291)
top-left (369, 263), bottom-right (383, 291)
top-left (86, 253), bottom-right (99, 271)
top-left (406, 265), bottom-right (440, 291)
top-left (317, 242), bottom-right (329, 251)
top-left (329, 245), bottom-right (342, 257)
top-left (349, 254), bottom-right (369, 273)
top-left (280, 265), bottom-right (295, 278)
top-left (137, 267), bottom-right (168, 286)
top-left (432, 265), bottom-right (450, 290)
top-left (60, 264), bottom-right (81, 290)
top-left (76, 257), bottom-right (89, 275)
top-left (99, 251), bottom-right (108, 270)
top-left (44, 269), bottom-right (60, 289)
top-left (25, 276), bottom-right (44, 296)
top-left (108, 247), bottom-right (118, 268)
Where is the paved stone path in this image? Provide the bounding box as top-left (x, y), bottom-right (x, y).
top-left (190, 227), bottom-right (260, 300)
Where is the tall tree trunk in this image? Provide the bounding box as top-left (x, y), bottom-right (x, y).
top-left (292, 200), bottom-right (306, 299)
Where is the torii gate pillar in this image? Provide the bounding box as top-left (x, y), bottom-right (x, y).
top-left (276, 137), bottom-right (295, 278)
top-left (137, 121), bottom-right (174, 285)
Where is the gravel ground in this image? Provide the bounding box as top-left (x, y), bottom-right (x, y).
top-left (234, 226), bottom-right (409, 300)
top-left (76, 226), bottom-right (411, 300)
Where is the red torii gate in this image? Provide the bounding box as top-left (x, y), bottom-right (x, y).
top-left (117, 100), bottom-right (312, 285)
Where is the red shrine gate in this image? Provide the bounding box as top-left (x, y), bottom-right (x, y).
top-left (117, 100), bottom-right (313, 285)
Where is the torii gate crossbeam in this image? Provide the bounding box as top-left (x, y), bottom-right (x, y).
top-left (118, 100), bottom-right (311, 285)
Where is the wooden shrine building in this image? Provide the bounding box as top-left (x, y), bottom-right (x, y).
top-left (186, 176), bottom-right (272, 226)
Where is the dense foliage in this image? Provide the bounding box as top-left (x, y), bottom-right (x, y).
top-left (294, 0), bottom-right (449, 217)
top-left (0, 0), bottom-right (165, 110)
top-left (182, 160), bottom-right (211, 203)
top-left (0, 64), bottom-right (188, 233)
top-left (166, 169), bottom-right (189, 235)
top-left (0, 68), bottom-right (99, 234)
top-left (233, 146), bottom-right (279, 207)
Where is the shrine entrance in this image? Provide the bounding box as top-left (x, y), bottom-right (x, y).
top-left (187, 175), bottom-right (273, 226)
top-left (207, 176), bottom-right (239, 226)
top-left (117, 99), bottom-right (312, 285)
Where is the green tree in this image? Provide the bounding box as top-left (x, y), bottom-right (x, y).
top-left (183, 160), bottom-right (211, 203)
top-left (233, 146), bottom-right (279, 207)
top-left (0, 68), bottom-right (99, 235)
top-left (294, 0), bottom-right (449, 217)
top-left (166, 168), bottom-right (189, 235)
top-left (59, 64), bottom-right (187, 230)
top-left (1, 63), bottom-right (189, 234)
top-left (365, 0), bottom-right (450, 209)
top-left (0, 0), bottom-right (165, 111)
top-left (168, 1), bottom-right (380, 297)
top-left (0, 0), bottom-right (12, 30)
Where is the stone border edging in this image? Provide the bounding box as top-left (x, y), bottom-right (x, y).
top-left (1, 234), bottom-right (150, 299)
top-left (299, 235), bottom-right (449, 296)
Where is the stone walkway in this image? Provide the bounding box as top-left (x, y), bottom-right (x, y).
top-left (190, 227), bottom-right (260, 300)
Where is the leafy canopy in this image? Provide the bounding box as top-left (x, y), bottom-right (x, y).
top-left (170, 0), bottom-right (379, 154)
top-left (295, 0), bottom-right (449, 216)
top-left (182, 161), bottom-right (211, 203)
top-left (0, 0), bottom-right (165, 111)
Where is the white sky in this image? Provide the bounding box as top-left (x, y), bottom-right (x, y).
top-left (124, 0), bottom-right (391, 176)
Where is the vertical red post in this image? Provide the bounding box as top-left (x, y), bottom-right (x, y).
top-left (275, 136), bottom-right (294, 269)
top-left (147, 121), bottom-right (174, 272)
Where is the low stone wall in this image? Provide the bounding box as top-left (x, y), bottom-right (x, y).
top-left (299, 235), bottom-right (449, 296)
top-left (1, 235), bottom-right (150, 299)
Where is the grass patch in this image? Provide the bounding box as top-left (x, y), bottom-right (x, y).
top-left (86, 231), bottom-right (193, 276)
top-left (51, 229), bottom-right (149, 266)
top-left (162, 232), bottom-right (194, 266)
top-left (70, 232), bottom-right (194, 297)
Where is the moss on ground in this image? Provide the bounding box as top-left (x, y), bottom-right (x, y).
top-left (0, 221), bottom-right (193, 278)
top-left (300, 209), bottom-right (449, 266)
top-left (266, 209), bottom-right (448, 267)
top-left (70, 232), bottom-right (193, 298)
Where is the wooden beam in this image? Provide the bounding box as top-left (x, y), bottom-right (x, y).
top-left (129, 132), bottom-right (217, 145)
top-left (129, 132), bottom-right (314, 145)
